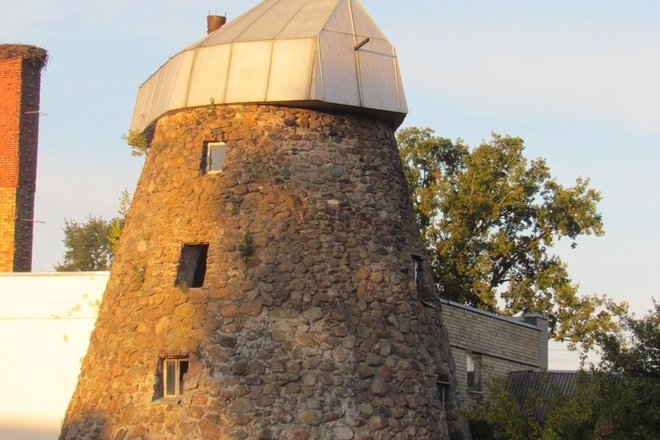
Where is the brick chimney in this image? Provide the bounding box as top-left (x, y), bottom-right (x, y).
top-left (207, 14), bottom-right (227, 34)
top-left (0, 44), bottom-right (47, 272)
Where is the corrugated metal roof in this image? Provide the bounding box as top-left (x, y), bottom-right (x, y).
top-left (507, 371), bottom-right (578, 400)
top-left (130, 0), bottom-right (407, 133)
top-left (507, 371), bottom-right (580, 420)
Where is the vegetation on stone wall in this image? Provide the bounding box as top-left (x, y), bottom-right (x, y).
top-left (465, 302), bottom-right (660, 439)
top-left (397, 127), bottom-right (627, 351)
top-left (238, 231), bottom-right (255, 264)
top-left (122, 129), bottom-right (149, 157)
top-left (108, 189), bottom-right (131, 254)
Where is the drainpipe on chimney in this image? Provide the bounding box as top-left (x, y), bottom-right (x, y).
top-left (207, 14), bottom-right (227, 34)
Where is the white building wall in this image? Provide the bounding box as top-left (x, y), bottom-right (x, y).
top-left (0, 272), bottom-right (108, 440)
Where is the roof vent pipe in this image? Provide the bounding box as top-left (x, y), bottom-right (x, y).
top-left (207, 14), bottom-right (227, 34)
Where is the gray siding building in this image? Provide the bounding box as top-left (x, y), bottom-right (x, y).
top-left (439, 299), bottom-right (549, 401)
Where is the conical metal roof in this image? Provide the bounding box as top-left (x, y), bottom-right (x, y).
top-left (130, 0), bottom-right (407, 132)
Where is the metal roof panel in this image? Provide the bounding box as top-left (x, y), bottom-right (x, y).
top-left (130, 0), bottom-right (407, 132)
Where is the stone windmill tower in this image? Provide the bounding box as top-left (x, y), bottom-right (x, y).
top-left (61, 1), bottom-right (469, 439)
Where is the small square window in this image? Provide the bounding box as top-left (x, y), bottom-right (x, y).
top-left (175, 244), bottom-right (209, 288)
top-left (467, 353), bottom-right (482, 392)
top-left (202, 142), bottom-right (227, 174)
top-left (154, 356), bottom-right (189, 401)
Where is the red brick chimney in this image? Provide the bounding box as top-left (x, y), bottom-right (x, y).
top-left (0, 44), bottom-right (47, 272)
top-left (207, 14), bottom-right (227, 34)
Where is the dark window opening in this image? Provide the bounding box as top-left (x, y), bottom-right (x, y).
top-left (201, 142), bottom-right (227, 174)
top-left (175, 244), bottom-right (209, 288)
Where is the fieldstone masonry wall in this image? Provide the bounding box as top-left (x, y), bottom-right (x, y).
top-left (61, 105), bottom-right (469, 440)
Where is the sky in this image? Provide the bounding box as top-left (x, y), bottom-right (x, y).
top-left (1, 0), bottom-right (658, 368)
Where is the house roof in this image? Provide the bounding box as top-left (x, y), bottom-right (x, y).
top-left (130, 0), bottom-right (407, 133)
top-left (507, 371), bottom-right (580, 420)
top-left (193, 0), bottom-right (387, 45)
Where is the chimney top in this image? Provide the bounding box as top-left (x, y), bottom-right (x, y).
top-left (0, 44), bottom-right (48, 69)
top-left (207, 15), bottom-right (227, 34)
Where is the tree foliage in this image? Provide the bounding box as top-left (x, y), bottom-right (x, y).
top-left (594, 300), bottom-right (660, 377)
top-left (397, 127), bottom-right (627, 349)
top-left (466, 377), bottom-right (546, 440)
top-left (466, 304), bottom-right (660, 440)
top-left (55, 216), bottom-right (114, 271)
top-left (55, 190), bottom-right (131, 271)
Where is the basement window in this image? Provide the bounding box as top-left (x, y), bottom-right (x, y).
top-left (154, 355), bottom-right (189, 401)
top-left (201, 142), bottom-right (227, 174)
top-left (175, 244), bottom-right (209, 288)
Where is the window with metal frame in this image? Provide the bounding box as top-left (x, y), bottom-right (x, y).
top-left (202, 141), bottom-right (227, 174)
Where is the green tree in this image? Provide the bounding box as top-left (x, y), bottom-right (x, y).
top-left (594, 300), bottom-right (659, 377)
top-left (397, 127), bottom-right (626, 349)
top-left (467, 303), bottom-right (660, 440)
top-left (54, 215), bottom-right (114, 271)
top-left (544, 302), bottom-right (660, 439)
top-left (55, 190), bottom-right (131, 271)
top-left (465, 377), bottom-right (548, 440)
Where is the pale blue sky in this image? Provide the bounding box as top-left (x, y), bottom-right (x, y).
top-left (2, 0), bottom-right (658, 364)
